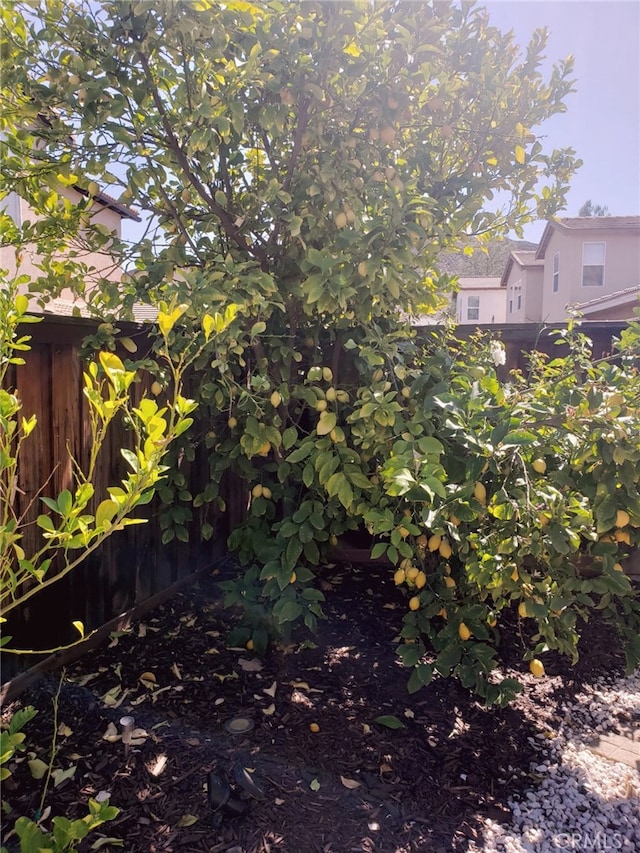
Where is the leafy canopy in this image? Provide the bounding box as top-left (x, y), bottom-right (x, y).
top-left (1, 0), bottom-right (579, 324)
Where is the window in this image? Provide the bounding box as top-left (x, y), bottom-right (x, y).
top-left (467, 295), bottom-right (479, 321)
top-left (517, 293), bottom-right (522, 310)
top-left (0, 191), bottom-right (21, 225)
top-left (509, 298), bottom-right (513, 314)
top-left (582, 242), bottom-right (605, 287)
top-left (552, 253), bottom-right (559, 293)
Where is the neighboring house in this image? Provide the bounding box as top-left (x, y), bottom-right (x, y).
top-left (414, 277), bottom-right (506, 326)
top-left (453, 277), bottom-right (506, 324)
top-left (500, 251), bottom-right (544, 322)
top-left (0, 186), bottom-right (140, 315)
top-left (504, 217), bottom-right (640, 323)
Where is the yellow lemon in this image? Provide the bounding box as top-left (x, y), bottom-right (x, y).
top-left (228, 416), bottom-right (238, 429)
top-left (393, 568), bottom-right (406, 585)
top-left (398, 526), bottom-right (410, 539)
top-left (488, 616), bottom-right (497, 628)
top-left (613, 563), bottom-right (624, 572)
top-left (415, 571), bottom-right (427, 589)
top-left (449, 514), bottom-right (461, 527)
top-left (289, 571), bottom-right (297, 584)
top-left (458, 623), bottom-right (471, 641)
top-left (251, 484), bottom-right (263, 498)
top-left (615, 509), bottom-right (630, 528)
top-left (270, 390), bottom-right (282, 408)
top-left (406, 566), bottom-right (419, 581)
top-left (511, 568), bottom-right (519, 582)
top-left (246, 639), bottom-right (254, 650)
top-left (408, 596), bottom-right (420, 611)
top-left (614, 529), bottom-right (631, 545)
top-left (438, 540), bottom-right (452, 559)
top-left (473, 482), bottom-right (487, 503)
top-left (444, 576), bottom-right (456, 589)
top-left (325, 387), bottom-right (337, 402)
top-left (532, 458), bottom-right (547, 474)
top-left (529, 659), bottom-right (545, 678)
top-left (334, 211), bottom-right (348, 229)
top-left (309, 722), bottom-right (320, 733)
top-left (428, 534), bottom-right (441, 552)
top-left (437, 607), bottom-right (447, 619)
top-left (316, 399), bottom-right (328, 412)
top-left (262, 486), bottom-right (272, 500)
top-left (518, 601), bottom-right (528, 618)
top-left (258, 442), bottom-right (271, 456)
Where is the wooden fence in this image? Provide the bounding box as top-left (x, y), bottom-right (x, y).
top-left (1, 315), bottom-right (235, 683)
top-left (0, 316), bottom-right (629, 685)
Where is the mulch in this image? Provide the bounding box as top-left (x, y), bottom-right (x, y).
top-left (1, 559), bottom-right (628, 853)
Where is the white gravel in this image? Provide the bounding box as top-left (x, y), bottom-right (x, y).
top-left (470, 670), bottom-right (640, 852)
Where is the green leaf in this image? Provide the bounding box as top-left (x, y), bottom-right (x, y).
top-left (28, 757), bottom-right (48, 779)
top-left (370, 542), bottom-right (387, 559)
top-left (373, 715), bottom-right (405, 730)
top-left (317, 411), bottom-right (337, 436)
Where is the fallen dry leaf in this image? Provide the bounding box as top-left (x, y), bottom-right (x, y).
top-left (102, 722), bottom-right (119, 742)
top-left (170, 662), bottom-right (182, 680)
top-left (262, 703), bottom-right (276, 716)
top-left (263, 681), bottom-right (277, 698)
top-left (275, 797), bottom-right (285, 806)
top-left (176, 814), bottom-right (198, 828)
top-left (340, 775), bottom-right (362, 790)
top-left (290, 680), bottom-right (323, 693)
top-left (214, 672), bottom-right (238, 682)
top-left (139, 672), bottom-right (157, 689)
top-left (57, 723), bottom-right (73, 737)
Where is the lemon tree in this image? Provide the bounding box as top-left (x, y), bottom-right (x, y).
top-left (3, 0), bottom-right (623, 700)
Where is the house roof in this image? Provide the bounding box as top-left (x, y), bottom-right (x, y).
top-left (500, 251), bottom-right (543, 287)
top-left (576, 285), bottom-right (640, 315)
top-left (536, 216), bottom-right (640, 259)
top-left (75, 186), bottom-right (141, 222)
top-left (457, 276), bottom-right (502, 290)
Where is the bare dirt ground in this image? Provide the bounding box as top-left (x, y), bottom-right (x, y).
top-left (1, 561), bottom-right (627, 852)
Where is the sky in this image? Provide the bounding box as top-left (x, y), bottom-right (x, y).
top-left (483, 0), bottom-right (640, 241)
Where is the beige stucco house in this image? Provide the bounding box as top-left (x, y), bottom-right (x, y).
top-left (414, 276), bottom-right (507, 326)
top-left (453, 277), bottom-right (506, 324)
top-left (503, 217), bottom-right (640, 323)
top-left (1, 186), bottom-right (140, 314)
top-left (500, 251), bottom-right (544, 323)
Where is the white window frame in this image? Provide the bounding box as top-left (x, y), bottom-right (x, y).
top-left (467, 295), bottom-right (480, 321)
top-left (582, 242), bottom-right (606, 287)
top-left (552, 252), bottom-right (559, 293)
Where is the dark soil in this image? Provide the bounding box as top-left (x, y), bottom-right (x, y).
top-left (1, 561), bottom-right (627, 853)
